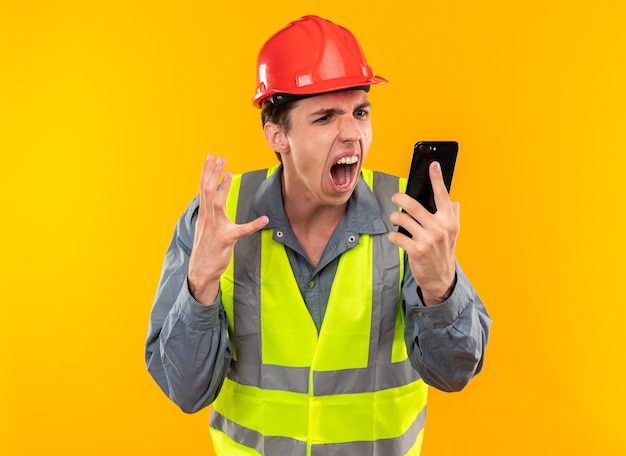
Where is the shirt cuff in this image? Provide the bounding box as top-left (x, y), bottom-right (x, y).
top-left (173, 279), bottom-right (223, 331)
top-left (408, 267), bottom-right (474, 329)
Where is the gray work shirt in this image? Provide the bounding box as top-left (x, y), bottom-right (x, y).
top-left (145, 166), bottom-right (491, 414)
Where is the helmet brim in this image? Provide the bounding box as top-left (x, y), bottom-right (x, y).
top-left (253, 75), bottom-right (387, 108)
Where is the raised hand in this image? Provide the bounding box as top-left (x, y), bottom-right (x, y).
top-left (389, 161), bottom-right (460, 306)
top-left (188, 155), bottom-right (269, 305)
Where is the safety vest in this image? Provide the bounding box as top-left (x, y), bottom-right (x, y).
top-left (210, 167), bottom-right (428, 456)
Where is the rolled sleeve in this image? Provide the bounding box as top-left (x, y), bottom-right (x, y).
top-left (175, 281), bottom-right (223, 331)
top-left (408, 271), bottom-right (475, 329)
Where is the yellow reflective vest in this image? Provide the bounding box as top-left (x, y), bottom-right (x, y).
top-left (210, 167), bottom-right (428, 456)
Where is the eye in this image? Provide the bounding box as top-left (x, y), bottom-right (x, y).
top-left (354, 109), bottom-right (369, 119)
top-left (314, 114), bottom-right (333, 123)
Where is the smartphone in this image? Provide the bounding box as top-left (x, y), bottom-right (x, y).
top-left (398, 141), bottom-right (459, 237)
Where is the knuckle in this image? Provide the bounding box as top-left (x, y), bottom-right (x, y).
top-left (445, 215), bottom-right (460, 234)
top-left (411, 238), bottom-right (432, 257)
top-left (211, 195), bottom-right (225, 211)
top-left (431, 227), bottom-right (446, 243)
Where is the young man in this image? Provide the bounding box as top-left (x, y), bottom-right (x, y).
top-left (146, 15), bottom-right (491, 455)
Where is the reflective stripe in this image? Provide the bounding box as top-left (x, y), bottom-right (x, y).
top-left (371, 171), bottom-right (408, 364)
top-left (313, 358), bottom-right (416, 395)
top-left (211, 410), bottom-right (308, 456)
top-left (213, 378), bottom-right (427, 447)
top-left (229, 356), bottom-right (418, 395)
top-left (311, 406), bottom-right (426, 456)
top-left (229, 360), bottom-right (310, 393)
top-left (211, 403), bottom-right (426, 456)
top-left (223, 169), bottom-right (268, 362)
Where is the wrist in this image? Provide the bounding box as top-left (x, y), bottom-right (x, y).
top-left (187, 275), bottom-right (220, 306)
top-left (419, 274), bottom-right (457, 306)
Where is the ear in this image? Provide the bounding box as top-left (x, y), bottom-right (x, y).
top-left (263, 122), bottom-right (289, 154)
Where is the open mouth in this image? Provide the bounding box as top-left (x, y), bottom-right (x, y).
top-left (330, 155), bottom-right (359, 189)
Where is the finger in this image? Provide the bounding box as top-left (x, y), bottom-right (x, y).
top-left (199, 155), bottom-right (228, 217)
top-left (211, 170), bottom-right (233, 216)
top-left (430, 161), bottom-right (451, 213)
top-left (196, 155), bottom-right (214, 221)
top-left (197, 156), bottom-right (230, 235)
top-left (236, 216), bottom-right (270, 239)
top-left (201, 155), bottom-right (226, 196)
top-left (198, 154), bottom-right (217, 213)
top-left (389, 204), bottom-right (426, 237)
top-left (199, 153), bottom-right (215, 190)
top-left (388, 221), bottom-right (427, 251)
top-left (451, 200), bottom-right (461, 219)
top-left (391, 192), bottom-right (431, 227)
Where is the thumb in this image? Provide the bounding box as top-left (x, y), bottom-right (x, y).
top-left (237, 216), bottom-right (269, 238)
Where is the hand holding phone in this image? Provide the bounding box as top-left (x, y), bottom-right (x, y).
top-left (398, 141), bottom-right (458, 237)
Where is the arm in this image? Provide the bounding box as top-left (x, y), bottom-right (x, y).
top-left (401, 261), bottom-right (491, 392)
top-left (389, 161), bottom-right (491, 391)
top-left (145, 155), bottom-right (269, 413)
top-left (144, 196), bottom-right (232, 413)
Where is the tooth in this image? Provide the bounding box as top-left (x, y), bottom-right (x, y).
top-left (337, 155), bottom-right (359, 165)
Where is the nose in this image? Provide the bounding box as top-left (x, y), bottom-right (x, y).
top-left (338, 115), bottom-right (361, 142)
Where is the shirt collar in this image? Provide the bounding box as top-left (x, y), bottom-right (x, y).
top-left (249, 165), bottom-right (388, 236)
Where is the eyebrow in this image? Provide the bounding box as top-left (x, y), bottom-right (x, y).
top-left (307, 101), bottom-right (372, 119)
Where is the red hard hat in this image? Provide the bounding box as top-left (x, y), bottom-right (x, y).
top-left (252, 15), bottom-right (387, 108)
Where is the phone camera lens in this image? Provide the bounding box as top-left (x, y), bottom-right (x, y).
top-left (418, 144), bottom-right (433, 152)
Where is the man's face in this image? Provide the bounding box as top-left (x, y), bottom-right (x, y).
top-left (277, 89), bottom-right (373, 208)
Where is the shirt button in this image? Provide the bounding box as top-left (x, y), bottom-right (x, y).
top-left (348, 235), bottom-right (356, 243)
top-left (276, 230), bottom-right (284, 238)
top-left (308, 281), bottom-right (315, 289)
top-left (416, 311), bottom-right (425, 318)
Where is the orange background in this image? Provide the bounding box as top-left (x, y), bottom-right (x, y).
top-left (2, 1), bottom-right (625, 455)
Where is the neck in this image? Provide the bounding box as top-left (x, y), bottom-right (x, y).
top-left (281, 180), bottom-right (348, 268)
top-left (283, 190), bottom-right (347, 240)
top-left (280, 166), bottom-right (349, 228)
